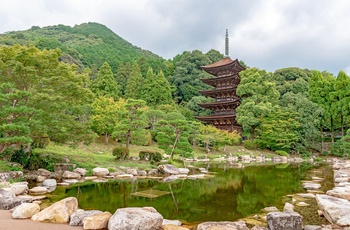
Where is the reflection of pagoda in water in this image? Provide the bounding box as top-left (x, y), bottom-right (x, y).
top-left (196, 30), bottom-right (245, 133)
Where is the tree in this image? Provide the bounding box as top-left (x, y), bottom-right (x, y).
top-left (0, 44), bottom-right (96, 146)
top-left (198, 125), bottom-right (223, 153)
top-left (125, 62), bottom-right (143, 99)
top-left (236, 68), bottom-right (280, 140)
top-left (112, 99), bottom-right (148, 149)
top-left (155, 112), bottom-right (192, 159)
top-left (256, 109), bottom-right (300, 152)
top-left (115, 62), bottom-right (131, 96)
top-left (90, 62), bottom-right (120, 100)
top-left (0, 83), bottom-right (36, 153)
top-left (186, 96), bottom-right (214, 116)
top-left (91, 97), bottom-right (124, 144)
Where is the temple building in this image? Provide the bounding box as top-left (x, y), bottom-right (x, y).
top-left (196, 30), bottom-right (245, 133)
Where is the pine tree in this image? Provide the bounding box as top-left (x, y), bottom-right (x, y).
top-left (90, 62), bottom-right (120, 100)
top-left (115, 62), bottom-right (131, 97)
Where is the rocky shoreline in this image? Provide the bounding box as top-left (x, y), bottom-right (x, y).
top-left (1, 157), bottom-right (350, 229)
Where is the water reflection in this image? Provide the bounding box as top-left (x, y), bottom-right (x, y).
top-left (50, 163), bottom-right (326, 223)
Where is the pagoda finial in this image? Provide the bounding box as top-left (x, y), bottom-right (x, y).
top-left (225, 29), bottom-right (229, 57)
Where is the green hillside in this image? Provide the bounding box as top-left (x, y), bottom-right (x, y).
top-left (0, 22), bottom-right (166, 73)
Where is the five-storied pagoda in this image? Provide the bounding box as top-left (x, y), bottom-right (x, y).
top-left (196, 30), bottom-right (245, 133)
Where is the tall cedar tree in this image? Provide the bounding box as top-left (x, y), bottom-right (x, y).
top-left (115, 62), bottom-right (131, 97)
top-left (125, 62), bottom-right (143, 99)
top-left (141, 68), bottom-right (172, 106)
top-left (91, 62), bottom-right (120, 100)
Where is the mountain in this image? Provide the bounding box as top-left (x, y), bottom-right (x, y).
top-left (0, 22), bottom-right (166, 73)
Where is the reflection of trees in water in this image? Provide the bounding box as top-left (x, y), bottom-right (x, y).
top-left (53, 163), bottom-right (318, 222)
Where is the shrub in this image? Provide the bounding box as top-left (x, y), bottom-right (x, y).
top-left (11, 149), bottom-right (61, 171)
top-left (243, 140), bottom-right (259, 150)
top-left (31, 134), bottom-right (50, 148)
top-left (139, 150), bottom-right (162, 162)
top-left (112, 146), bottom-right (129, 160)
top-left (275, 150), bottom-right (288, 156)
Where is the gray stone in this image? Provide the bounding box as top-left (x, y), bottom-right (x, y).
top-left (147, 169), bottom-right (159, 176)
top-left (92, 167), bottom-right (110, 177)
top-left (316, 194), bottom-right (350, 226)
top-left (303, 225), bottom-right (322, 230)
top-left (267, 212), bottom-right (303, 230)
top-left (262, 206), bottom-right (279, 213)
top-left (162, 219), bottom-right (182, 226)
top-left (62, 171), bottom-right (81, 179)
top-left (158, 164), bottom-right (180, 175)
top-left (10, 182), bottom-right (28, 195)
top-left (0, 188), bottom-right (26, 210)
top-left (69, 209), bottom-right (103, 226)
top-left (83, 211), bottom-right (112, 230)
top-left (126, 168), bottom-right (138, 176)
top-left (0, 171), bottom-right (23, 182)
top-left (251, 226), bottom-right (268, 230)
top-left (73, 168), bottom-right (87, 176)
top-left (326, 187), bottom-right (350, 200)
top-left (108, 207), bottom-right (163, 230)
top-left (197, 221), bottom-right (249, 230)
top-left (37, 168), bottom-right (51, 177)
top-left (42, 179), bottom-right (57, 192)
top-left (28, 186), bottom-right (48, 195)
top-left (296, 193), bottom-right (316, 199)
top-left (302, 182), bottom-right (321, 190)
top-left (63, 179), bottom-right (79, 185)
top-left (178, 168), bottom-right (190, 174)
top-left (137, 170), bottom-right (147, 176)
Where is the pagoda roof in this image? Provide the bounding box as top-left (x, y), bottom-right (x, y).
top-left (196, 114), bottom-right (236, 121)
top-left (198, 99), bottom-right (239, 108)
top-left (200, 74), bottom-right (239, 85)
top-left (199, 87), bottom-right (238, 95)
top-left (201, 57), bottom-right (245, 76)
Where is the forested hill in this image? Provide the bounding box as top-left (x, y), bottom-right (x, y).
top-left (0, 22), bottom-right (165, 73)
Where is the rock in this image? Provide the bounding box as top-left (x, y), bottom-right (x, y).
top-left (92, 167), bottom-right (109, 177)
top-left (11, 203), bottom-right (40, 219)
top-left (296, 202), bottom-right (309, 207)
top-left (31, 197), bottom-right (78, 223)
top-left (162, 225), bottom-right (188, 230)
top-left (158, 164), bottom-right (180, 175)
top-left (335, 177), bottom-right (348, 183)
top-left (178, 168), bottom-right (190, 174)
top-left (316, 194), bottom-right (350, 226)
top-left (0, 188), bottom-right (26, 210)
top-left (337, 182), bottom-right (350, 187)
top-left (42, 179), bottom-right (57, 192)
top-left (54, 163), bottom-right (76, 174)
top-left (10, 182), bottom-right (28, 195)
top-left (28, 186), bottom-right (48, 195)
top-left (0, 171), bottom-right (23, 182)
top-left (108, 207), bottom-right (163, 230)
top-left (283, 202), bottom-right (294, 212)
top-left (163, 219), bottom-right (182, 226)
top-left (296, 193), bottom-right (316, 199)
top-left (303, 225), bottom-right (322, 230)
top-left (73, 168), bottom-right (87, 176)
top-left (37, 168), bottom-right (51, 177)
top-left (326, 187), bottom-right (350, 200)
top-left (17, 195), bottom-right (46, 201)
top-left (83, 211), bottom-right (112, 229)
top-left (62, 171), bottom-right (81, 179)
top-left (57, 182), bottom-right (70, 186)
top-left (37, 175), bottom-right (46, 182)
top-left (63, 179), bottom-right (79, 185)
top-left (137, 170), bottom-right (147, 176)
top-left (197, 221), bottom-right (249, 230)
top-left (115, 174), bottom-right (134, 179)
top-left (163, 175), bottom-right (178, 182)
top-left (148, 169), bottom-right (159, 176)
top-left (262, 206), bottom-right (279, 212)
top-left (267, 212), bottom-right (302, 230)
top-left (85, 176), bottom-right (98, 180)
top-left (69, 209), bottom-right (103, 226)
top-left (251, 226), bottom-right (268, 230)
top-left (302, 182), bottom-right (321, 190)
top-left (126, 168), bottom-right (138, 176)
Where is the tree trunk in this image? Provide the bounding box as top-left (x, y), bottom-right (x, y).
top-left (170, 130), bottom-right (180, 159)
top-left (331, 115), bottom-right (334, 143)
top-left (205, 142), bottom-right (210, 154)
top-left (320, 126), bottom-right (324, 154)
top-left (0, 144), bottom-right (8, 154)
top-left (250, 126), bottom-right (256, 140)
top-left (105, 132), bottom-right (109, 145)
top-left (126, 130), bottom-right (131, 149)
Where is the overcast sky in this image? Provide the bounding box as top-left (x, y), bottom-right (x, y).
top-left (1, 0), bottom-right (350, 75)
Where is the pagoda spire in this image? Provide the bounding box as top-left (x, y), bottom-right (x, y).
top-left (225, 29), bottom-right (229, 57)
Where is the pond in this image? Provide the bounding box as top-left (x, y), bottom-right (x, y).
top-left (48, 163), bottom-right (332, 225)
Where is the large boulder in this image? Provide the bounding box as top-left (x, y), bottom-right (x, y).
top-left (0, 188), bottom-right (26, 210)
top-left (83, 211), bottom-right (112, 230)
top-left (267, 212), bottom-right (302, 230)
top-left (37, 168), bottom-right (51, 177)
top-left (10, 182), bottom-right (28, 195)
top-left (158, 164), bottom-right (180, 175)
top-left (73, 168), bottom-right (87, 177)
top-left (326, 187), bottom-right (350, 200)
top-left (31, 197), bottom-right (78, 223)
top-left (12, 203), bottom-right (40, 219)
top-left (62, 171), bottom-right (81, 179)
top-left (69, 209), bottom-right (103, 226)
top-left (92, 167), bottom-right (110, 177)
top-left (108, 207), bottom-right (163, 230)
top-left (197, 221), bottom-right (249, 230)
top-left (316, 194), bottom-right (350, 226)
